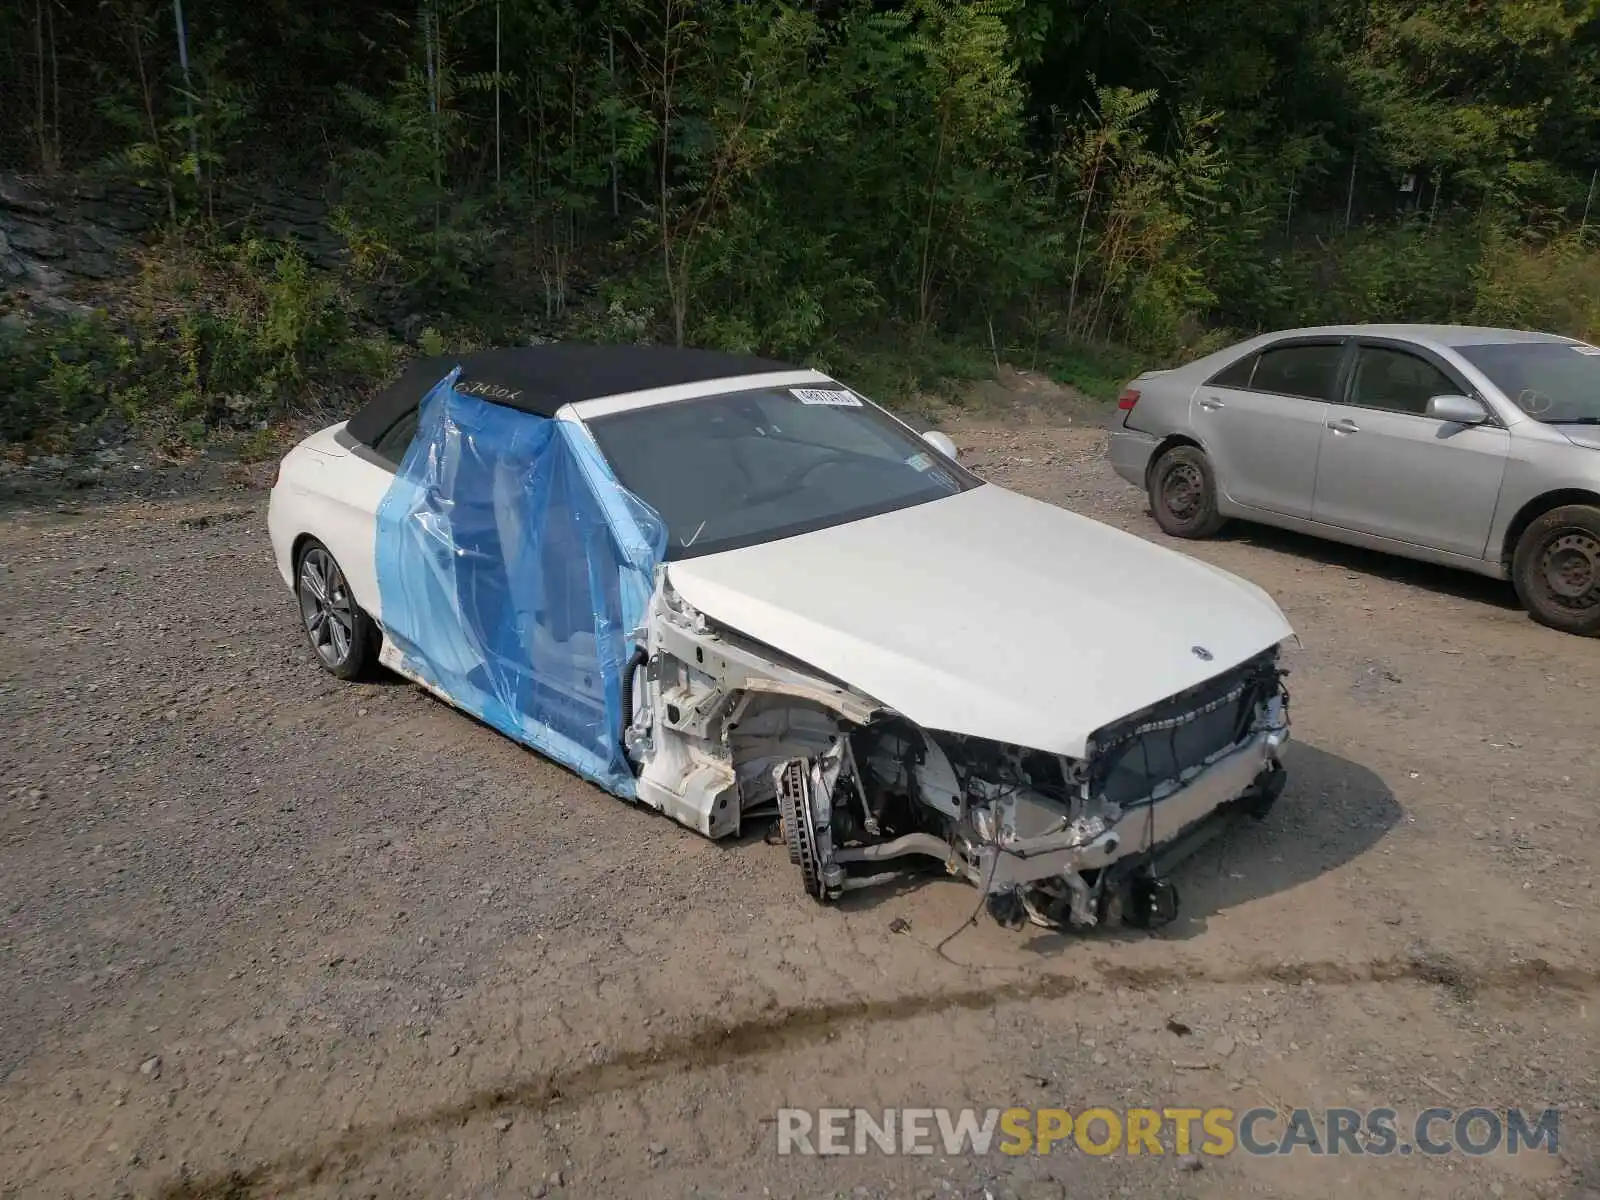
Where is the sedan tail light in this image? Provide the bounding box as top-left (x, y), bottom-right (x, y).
top-left (1117, 389), bottom-right (1141, 411)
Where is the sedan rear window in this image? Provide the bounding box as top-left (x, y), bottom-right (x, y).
top-left (586, 387), bottom-right (979, 559)
top-left (1250, 343), bottom-right (1345, 401)
top-left (1207, 353), bottom-right (1257, 389)
top-left (1457, 341), bottom-right (1600, 424)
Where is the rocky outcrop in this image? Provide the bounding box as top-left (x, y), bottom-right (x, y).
top-left (0, 172), bottom-right (158, 316)
top-left (220, 187), bottom-right (345, 268)
top-left (0, 171), bottom-right (346, 318)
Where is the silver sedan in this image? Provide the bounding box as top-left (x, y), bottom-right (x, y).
top-left (1107, 324), bottom-right (1600, 635)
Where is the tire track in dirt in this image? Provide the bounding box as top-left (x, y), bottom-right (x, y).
top-left (155, 951), bottom-right (1597, 1199)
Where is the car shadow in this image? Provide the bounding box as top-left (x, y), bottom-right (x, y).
top-left (1018, 739), bottom-right (1399, 951)
top-left (1213, 517), bottom-right (1521, 611)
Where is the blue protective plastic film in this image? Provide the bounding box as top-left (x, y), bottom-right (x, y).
top-left (375, 372), bottom-right (665, 796)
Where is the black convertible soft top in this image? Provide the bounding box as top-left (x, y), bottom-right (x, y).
top-left (346, 344), bottom-right (793, 448)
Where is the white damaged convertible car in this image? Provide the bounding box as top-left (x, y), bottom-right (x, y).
top-left (268, 346), bottom-right (1294, 929)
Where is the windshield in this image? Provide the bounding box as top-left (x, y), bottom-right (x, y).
top-left (585, 385), bottom-right (978, 559)
top-left (1458, 341), bottom-right (1600, 423)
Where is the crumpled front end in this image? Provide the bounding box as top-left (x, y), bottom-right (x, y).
top-left (945, 648), bottom-right (1289, 929)
top-left (627, 576), bottom-right (1292, 932)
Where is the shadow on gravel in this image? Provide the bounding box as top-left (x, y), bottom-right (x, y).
top-left (778, 740), bottom-right (1398, 948)
top-left (1020, 740), bottom-right (1401, 951)
top-left (1219, 518), bottom-right (1522, 611)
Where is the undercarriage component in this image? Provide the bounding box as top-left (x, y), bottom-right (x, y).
top-left (832, 832), bottom-right (950, 865)
top-left (767, 702), bottom-right (1289, 929)
top-left (1017, 870), bottom-right (1100, 930)
top-left (775, 756), bottom-right (838, 901)
top-left (1127, 874), bottom-right (1181, 928)
top-left (774, 745), bottom-right (954, 902)
top-left (778, 759), bottom-right (805, 867)
top-left (987, 890), bottom-right (1028, 930)
top-left (776, 758), bottom-right (817, 889)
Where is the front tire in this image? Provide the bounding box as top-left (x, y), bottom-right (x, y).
top-left (1512, 505), bottom-right (1600, 637)
top-left (296, 540), bottom-right (379, 678)
top-left (1148, 444), bottom-right (1227, 539)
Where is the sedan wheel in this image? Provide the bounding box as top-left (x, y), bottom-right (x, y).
top-left (1542, 531), bottom-right (1600, 604)
top-left (1162, 461), bottom-right (1205, 522)
top-left (1148, 444), bottom-right (1227, 539)
top-left (1512, 505), bottom-right (1600, 637)
top-left (296, 541), bottom-right (378, 678)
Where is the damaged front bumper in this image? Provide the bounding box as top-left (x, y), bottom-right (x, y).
top-left (633, 576), bottom-right (1294, 933)
top-left (775, 651), bottom-right (1291, 932)
top-left (960, 662), bottom-right (1291, 930)
top-left (976, 695), bottom-right (1289, 894)
top-left (974, 705), bottom-right (1288, 930)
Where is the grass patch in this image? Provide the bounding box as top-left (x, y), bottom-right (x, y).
top-left (815, 333), bottom-right (997, 410)
top-left (1035, 341), bottom-right (1151, 403)
top-left (812, 329), bottom-right (1155, 409)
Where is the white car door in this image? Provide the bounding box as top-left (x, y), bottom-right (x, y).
top-left (1311, 341), bottom-right (1508, 559)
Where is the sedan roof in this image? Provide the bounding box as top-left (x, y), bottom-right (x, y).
top-left (347, 344), bottom-right (794, 446)
top-left (1263, 323), bottom-right (1579, 348)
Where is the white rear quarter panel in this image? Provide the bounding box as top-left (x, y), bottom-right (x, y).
top-left (267, 422), bottom-right (390, 620)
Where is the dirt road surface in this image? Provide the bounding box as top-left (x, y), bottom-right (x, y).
top-left (3, 402), bottom-right (1598, 1200)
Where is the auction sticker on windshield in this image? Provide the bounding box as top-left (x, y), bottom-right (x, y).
top-left (792, 388), bottom-right (863, 406)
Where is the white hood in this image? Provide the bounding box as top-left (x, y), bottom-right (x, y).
top-left (665, 484), bottom-right (1292, 757)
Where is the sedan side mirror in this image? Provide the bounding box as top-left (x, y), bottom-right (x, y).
top-left (1426, 394), bottom-right (1490, 425)
top-left (922, 430), bottom-right (959, 459)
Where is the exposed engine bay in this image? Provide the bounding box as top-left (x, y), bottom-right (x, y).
top-left (626, 575), bottom-right (1291, 930)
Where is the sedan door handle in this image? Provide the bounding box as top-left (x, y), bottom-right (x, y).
top-left (1327, 418), bottom-right (1361, 434)
top-left (1197, 397), bottom-right (1225, 411)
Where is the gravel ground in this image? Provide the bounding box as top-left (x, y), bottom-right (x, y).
top-left (2, 399), bottom-right (1597, 1200)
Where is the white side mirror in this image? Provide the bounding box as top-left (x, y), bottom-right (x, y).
top-left (922, 430), bottom-right (958, 460)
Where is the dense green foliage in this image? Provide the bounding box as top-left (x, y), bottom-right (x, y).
top-left (0, 238), bottom-right (391, 443)
top-left (3, 0), bottom-right (1599, 441)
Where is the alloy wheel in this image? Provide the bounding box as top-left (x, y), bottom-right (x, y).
top-left (298, 547), bottom-right (356, 667)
